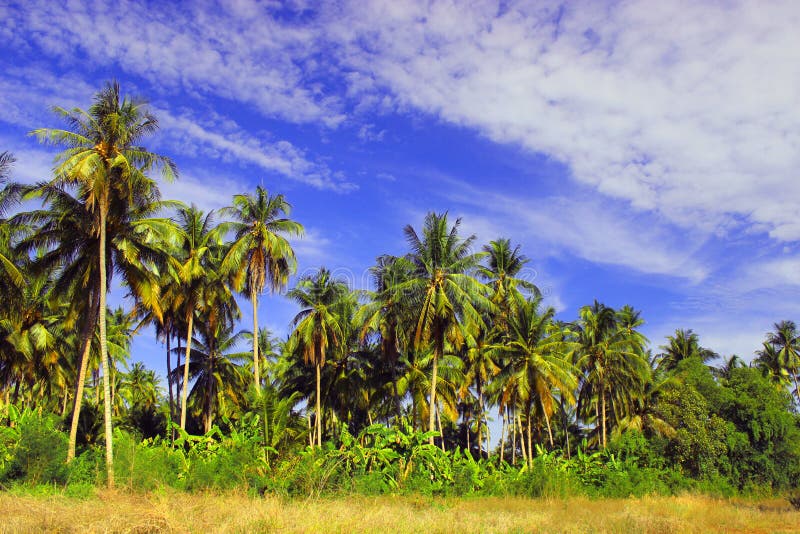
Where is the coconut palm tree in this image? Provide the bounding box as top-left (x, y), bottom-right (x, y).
top-left (575, 302), bottom-right (649, 448)
top-left (119, 361), bottom-right (160, 411)
top-left (479, 238), bottom-right (539, 328)
top-left (657, 329), bottom-right (718, 373)
top-left (221, 186), bottom-right (303, 389)
top-left (0, 151), bottom-right (24, 293)
top-left (395, 212), bottom-right (491, 443)
top-left (15, 181), bottom-right (174, 461)
top-left (173, 320), bottom-right (249, 433)
top-left (169, 205), bottom-right (230, 431)
top-left (765, 320), bottom-right (800, 405)
top-left (287, 267), bottom-right (349, 447)
top-left (356, 255), bottom-right (414, 419)
top-left (753, 342), bottom-right (791, 391)
top-left (31, 81), bottom-right (176, 487)
top-left (491, 298), bottom-right (577, 462)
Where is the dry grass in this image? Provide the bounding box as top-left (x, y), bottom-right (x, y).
top-left (0, 490), bottom-right (798, 533)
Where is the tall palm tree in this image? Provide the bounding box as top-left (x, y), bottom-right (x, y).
top-left (16, 181), bottom-right (174, 461)
top-left (170, 205), bottom-right (230, 431)
top-left (31, 81), bottom-right (176, 487)
top-left (491, 298), bottom-right (577, 462)
top-left (765, 320), bottom-right (800, 405)
top-left (575, 302), bottom-right (649, 448)
top-left (287, 267), bottom-right (349, 447)
top-left (356, 255), bottom-right (414, 419)
top-left (479, 238), bottom-right (539, 327)
top-left (395, 212), bottom-right (491, 443)
top-left (221, 186), bottom-right (303, 389)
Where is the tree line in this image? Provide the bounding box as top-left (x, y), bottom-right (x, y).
top-left (1, 82), bottom-right (799, 492)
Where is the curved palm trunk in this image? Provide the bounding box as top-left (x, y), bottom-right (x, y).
top-left (98, 201), bottom-right (114, 488)
top-left (315, 362), bottom-right (322, 447)
top-left (251, 287), bottom-right (260, 390)
top-left (180, 312), bottom-right (194, 431)
top-left (542, 398), bottom-right (554, 448)
top-left (67, 290), bottom-right (99, 462)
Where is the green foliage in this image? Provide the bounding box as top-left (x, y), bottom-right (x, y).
top-left (0, 407), bottom-right (68, 485)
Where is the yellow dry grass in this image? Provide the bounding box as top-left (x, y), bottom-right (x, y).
top-left (0, 490), bottom-right (798, 533)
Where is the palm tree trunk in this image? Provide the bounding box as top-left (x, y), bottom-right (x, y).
top-left (436, 403), bottom-right (445, 452)
top-left (428, 338), bottom-right (441, 445)
top-left (67, 291), bottom-right (99, 463)
top-left (175, 336), bottom-right (181, 417)
top-left (251, 287), bottom-right (260, 390)
top-left (601, 390), bottom-right (607, 449)
top-left (205, 355), bottom-right (214, 434)
top-left (542, 399), bottom-right (554, 448)
top-left (499, 406), bottom-right (507, 463)
top-left (60, 388), bottom-right (68, 416)
top-left (526, 410), bottom-right (533, 469)
top-left (512, 406), bottom-right (517, 466)
top-left (476, 379), bottom-right (483, 458)
top-left (166, 328), bottom-right (174, 424)
top-left (180, 311), bottom-right (194, 431)
top-left (517, 413), bottom-right (526, 467)
top-left (98, 200), bottom-right (114, 488)
top-left (466, 414), bottom-right (471, 453)
top-left (315, 362), bottom-right (322, 447)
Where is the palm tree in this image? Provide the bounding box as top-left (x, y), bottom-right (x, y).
top-left (173, 321), bottom-right (249, 433)
top-left (479, 238), bottom-right (539, 327)
top-left (395, 212), bottom-right (491, 443)
top-left (0, 151), bottom-right (24, 292)
top-left (119, 361), bottom-right (160, 411)
top-left (491, 298), bottom-right (577, 463)
top-left (714, 354), bottom-right (745, 381)
top-left (356, 255), bottom-right (414, 419)
top-left (575, 302), bottom-right (649, 448)
top-left (765, 320), bottom-right (800, 405)
top-left (287, 267), bottom-right (349, 447)
top-left (221, 187), bottom-right (303, 389)
top-left (657, 329), bottom-right (718, 373)
top-left (31, 81), bottom-right (176, 487)
top-left (16, 181), bottom-right (174, 461)
top-left (170, 205), bottom-right (230, 431)
top-left (753, 342), bottom-right (791, 391)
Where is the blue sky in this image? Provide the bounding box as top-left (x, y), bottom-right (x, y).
top-left (2, 0), bottom-right (800, 378)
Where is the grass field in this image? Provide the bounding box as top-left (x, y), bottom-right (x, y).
top-left (1, 491), bottom-right (798, 533)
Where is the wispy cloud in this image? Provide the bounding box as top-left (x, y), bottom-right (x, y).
top-left (6, 0), bottom-right (345, 127)
top-left (158, 111), bottom-right (356, 192)
top-left (325, 0), bottom-right (800, 242)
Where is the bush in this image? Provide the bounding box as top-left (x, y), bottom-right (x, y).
top-left (1, 410), bottom-right (68, 485)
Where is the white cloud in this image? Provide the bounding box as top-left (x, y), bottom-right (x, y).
top-left (324, 0), bottom-right (800, 242)
top-left (158, 111), bottom-right (356, 192)
top-left (438, 176), bottom-right (709, 282)
top-left (8, 0), bottom-right (345, 127)
top-left (0, 68), bottom-right (354, 192)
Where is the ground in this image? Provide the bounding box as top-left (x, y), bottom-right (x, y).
top-left (0, 491), bottom-right (797, 533)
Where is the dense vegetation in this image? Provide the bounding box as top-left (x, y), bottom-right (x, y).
top-left (1, 82), bottom-right (799, 500)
